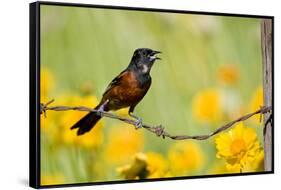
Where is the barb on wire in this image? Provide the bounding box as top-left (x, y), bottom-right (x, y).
top-left (40, 99), bottom-right (272, 141)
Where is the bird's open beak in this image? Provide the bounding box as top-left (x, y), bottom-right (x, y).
top-left (150, 50), bottom-right (162, 60)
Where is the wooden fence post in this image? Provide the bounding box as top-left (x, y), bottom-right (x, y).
top-left (261, 19), bottom-right (273, 172)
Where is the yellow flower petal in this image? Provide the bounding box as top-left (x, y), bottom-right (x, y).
top-left (192, 88), bottom-right (222, 123)
top-left (168, 141), bottom-right (204, 175)
top-left (214, 122), bottom-right (263, 172)
top-left (217, 64), bottom-right (240, 85)
top-left (105, 124), bottom-right (144, 164)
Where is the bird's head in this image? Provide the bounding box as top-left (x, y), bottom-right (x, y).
top-left (129, 48), bottom-right (161, 74)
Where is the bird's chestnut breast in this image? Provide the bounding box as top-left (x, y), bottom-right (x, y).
top-left (105, 71), bottom-right (151, 110)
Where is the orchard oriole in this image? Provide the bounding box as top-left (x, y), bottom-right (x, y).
top-left (71, 48), bottom-right (161, 135)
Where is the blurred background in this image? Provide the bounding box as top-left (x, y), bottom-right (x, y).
top-left (40, 5), bottom-right (264, 185)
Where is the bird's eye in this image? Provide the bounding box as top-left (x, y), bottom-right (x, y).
top-left (142, 52), bottom-right (146, 56)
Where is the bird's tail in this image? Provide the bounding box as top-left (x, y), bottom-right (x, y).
top-left (70, 104), bottom-right (102, 135)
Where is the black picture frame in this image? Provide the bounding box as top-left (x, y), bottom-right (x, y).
top-left (29, 1), bottom-right (274, 188)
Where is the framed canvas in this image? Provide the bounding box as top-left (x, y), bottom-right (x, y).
top-left (29, 1), bottom-right (274, 188)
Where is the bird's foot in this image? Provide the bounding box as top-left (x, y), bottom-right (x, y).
top-left (135, 118), bottom-right (143, 129)
top-left (96, 100), bottom-right (109, 116)
top-left (129, 112), bottom-right (143, 129)
top-left (96, 107), bottom-right (104, 117)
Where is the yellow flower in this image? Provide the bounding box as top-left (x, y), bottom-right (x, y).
top-left (117, 153), bottom-right (147, 180)
top-left (40, 94), bottom-right (104, 148)
top-left (41, 68), bottom-right (55, 103)
top-left (40, 111), bottom-right (61, 143)
top-left (117, 152), bottom-right (168, 180)
top-left (105, 124), bottom-right (144, 164)
top-left (217, 64), bottom-right (239, 85)
top-left (41, 174), bottom-right (64, 186)
top-left (40, 88), bottom-right (60, 142)
top-left (192, 88), bottom-right (222, 123)
top-left (146, 152), bottom-right (168, 178)
top-left (215, 122), bottom-right (263, 172)
top-left (168, 141), bottom-right (204, 175)
top-left (225, 163), bottom-right (243, 172)
top-left (226, 150), bottom-right (264, 173)
top-left (249, 86), bottom-right (263, 124)
top-left (243, 149), bottom-right (264, 172)
top-left (58, 95), bottom-right (104, 148)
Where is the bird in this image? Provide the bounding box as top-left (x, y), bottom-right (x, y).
top-left (71, 48), bottom-right (161, 135)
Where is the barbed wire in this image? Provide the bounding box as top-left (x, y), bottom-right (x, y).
top-left (40, 99), bottom-right (271, 140)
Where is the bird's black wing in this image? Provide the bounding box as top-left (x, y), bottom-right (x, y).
top-left (102, 70), bottom-right (126, 96)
